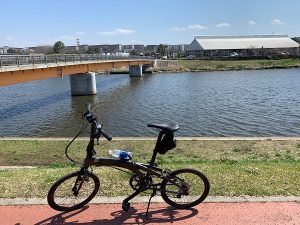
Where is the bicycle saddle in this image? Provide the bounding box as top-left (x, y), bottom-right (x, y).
top-left (147, 123), bottom-right (179, 132)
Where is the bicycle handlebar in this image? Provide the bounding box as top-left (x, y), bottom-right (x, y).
top-left (83, 103), bottom-right (112, 141)
top-left (101, 129), bottom-right (113, 141)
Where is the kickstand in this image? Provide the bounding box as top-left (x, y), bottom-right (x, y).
top-left (145, 189), bottom-right (156, 221)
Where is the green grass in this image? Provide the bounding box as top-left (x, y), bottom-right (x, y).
top-left (0, 161), bottom-right (299, 198)
top-left (178, 59), bottom-right (300, 71)
top-left (0, 139), bottom-right (299, 166)
top-left (0, 139), bottom-right (299, 198)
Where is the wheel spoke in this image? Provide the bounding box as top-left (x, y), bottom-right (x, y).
top-left (161, 169), bottom-right (209, 209)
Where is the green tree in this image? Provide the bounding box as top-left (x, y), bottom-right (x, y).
top-left (157, 44), bottom-right (167, 57)
top-left (87, 47), bottom-right (100, 54)
top-left (7, 48), bottom-right (18, 54)
top-left (129, 49), bottom-right (138, 56)
top-left (53, 41), bottom-right (65, 54)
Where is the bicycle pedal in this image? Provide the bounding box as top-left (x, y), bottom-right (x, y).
top-left (122, 201), bottom-right (130, 212)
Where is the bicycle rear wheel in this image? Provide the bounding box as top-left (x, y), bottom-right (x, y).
top-left (161, 168), bottom-right (209, 209)
top-left (47, 170), bottom-right (100, 211)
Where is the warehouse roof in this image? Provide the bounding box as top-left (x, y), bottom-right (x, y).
top-left (186, 35), bottom-right (300, 51)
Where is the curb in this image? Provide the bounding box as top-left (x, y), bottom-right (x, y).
top-left (0, 166), bottom-right (37, 170)
top-left (0, 196), bottom-right (299, 206)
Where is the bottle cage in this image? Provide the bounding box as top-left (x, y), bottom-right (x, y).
top-left (156, 132), bottom-right (176, 154)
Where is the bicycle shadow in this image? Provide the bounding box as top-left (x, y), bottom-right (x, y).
top-left (34, 205), bottom-right (199, 225)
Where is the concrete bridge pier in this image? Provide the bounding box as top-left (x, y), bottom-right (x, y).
top-left (129, 65), bottom-right (143, 77)
top-left (69, 72), bottom-right (97, 96)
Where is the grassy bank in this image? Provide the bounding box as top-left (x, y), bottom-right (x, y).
top-left (173, 59), bottom-right (300, 72)
top-left (0, 139), bottom-right (299, 198)
top-left (1, 161), bottom-right (299, 198)
top-left (1, 139), bottom-right (299, 166)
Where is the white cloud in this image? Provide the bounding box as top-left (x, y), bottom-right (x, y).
top-left (215, 22), bottom-right (231, 28)
top-left (76, 32), bottom-right (85, 35)
top-left (248, 20), bottom-right (256, 26)
top-left (171, 24), bottom-right (208, 32)
top-left (271, 19), bottom-right (284, 25)
top-left (171, 27), bottom-right (187, 31)
top-left (187, 24), bottom-right (208, 30)
top-left (5, 35), bottom-right (16, 41)
top-left (97, 28), bottom-right (135, 36)
top-left (59, 35), bottom-right (75, 40)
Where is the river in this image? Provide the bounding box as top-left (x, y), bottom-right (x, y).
top-left (0, 69), bottom-right (300, 137)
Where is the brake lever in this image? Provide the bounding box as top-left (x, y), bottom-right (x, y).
top-left (95, 124), bottom-right (102, 145)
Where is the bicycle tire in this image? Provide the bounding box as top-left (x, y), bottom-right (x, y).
top-left (47, 170), bottom-right (100, 211)
top-left (161, 168), bottom-right (210, 209)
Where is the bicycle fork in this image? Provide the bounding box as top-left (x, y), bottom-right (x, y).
top-left (72, 169), bottom-right (89, 196)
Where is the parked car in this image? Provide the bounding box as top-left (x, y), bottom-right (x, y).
top-left (186, 55), bottom-right (195, 59)
top-left (230, 52), bottom-right (239, 57)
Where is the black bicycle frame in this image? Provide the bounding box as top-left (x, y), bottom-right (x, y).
top-left (83, 121), bottom-right (167, 179)
top-left (80, 122), bottom-right (175, 204)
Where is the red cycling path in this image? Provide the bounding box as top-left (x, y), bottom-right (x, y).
top-left (1, 202), bottom-right (299, 225)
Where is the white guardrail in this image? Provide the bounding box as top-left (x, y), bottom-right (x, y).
top-left (0, 54), bottom-right (154, 67)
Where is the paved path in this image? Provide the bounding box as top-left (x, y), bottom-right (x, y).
top-left (1, 202), bottom-right (299, 225)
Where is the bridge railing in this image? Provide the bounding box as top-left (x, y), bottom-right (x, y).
top-left (0, 54), bottom-right (153, 67)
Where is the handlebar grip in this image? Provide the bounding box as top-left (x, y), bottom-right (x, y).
top-left (101, 129), bottom-right (112, 141)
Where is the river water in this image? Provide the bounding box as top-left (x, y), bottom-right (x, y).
top-left (0, 69), bottom-right (300, 137)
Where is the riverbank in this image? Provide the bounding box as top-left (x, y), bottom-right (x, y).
top-left (152, 59), bottom-right (300, 73)
top-left (0, 139), bottom-right (299, 198)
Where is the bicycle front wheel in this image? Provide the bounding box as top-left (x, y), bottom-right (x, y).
top-left (47, 170), bottom-right (100, 211)
top-left (161, 168), bottom-right (210, 209)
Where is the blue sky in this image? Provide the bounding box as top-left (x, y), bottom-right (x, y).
top-left (1, 0), bottom-right (299, 47)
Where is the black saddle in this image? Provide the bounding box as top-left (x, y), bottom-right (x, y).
top-left (147, 123), bottom-right (179, 133)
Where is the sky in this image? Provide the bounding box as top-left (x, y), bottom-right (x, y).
top-left (1, 0), bottom-right (300, 47)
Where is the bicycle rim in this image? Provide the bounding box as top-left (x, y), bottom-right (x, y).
top-left (47, 171), bottom-right (100, 211)
top-left (161, 168), bottom-right (210, 209)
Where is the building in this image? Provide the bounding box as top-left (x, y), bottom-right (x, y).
top-left (292, 37), bottom-right (300, 44)
top-left (109, 44), bottom-right (122, 53)
top-left (167, 44), bottom-right (188, 53)
top-left (29, 45), bottom-right (53, 54)
top-left (145, 45), bottom-right (158, 53)
top-left (133, 44), bottom-right (144, 52)
top-left (122, 45), bottom-right (134, 53)
top-left (0, 46), bottom-right (10, 54)
top-left (64, 45), bottom-right (88, 53)
top-left (186, 35), bottom-right (300, 58)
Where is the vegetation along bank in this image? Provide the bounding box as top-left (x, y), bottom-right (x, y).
top-left (0, 139), bottom-right (299, 198)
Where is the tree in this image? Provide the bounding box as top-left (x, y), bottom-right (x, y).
top-left (129, 49), bottom-right (138, 56)
top-left (53, 41), bottom-right (65, 54)
top-left (87, 47), bottom-right (100, 54)
top-left (7, 48), bottom-right (18, 54)
top-left (157, 44), bottom-right (167, 57)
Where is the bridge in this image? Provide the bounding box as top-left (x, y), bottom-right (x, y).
top-left (0, 54), bottom-right (155, 95)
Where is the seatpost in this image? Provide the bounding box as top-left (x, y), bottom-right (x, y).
top-left (149, 131), bottom-right (164, 167)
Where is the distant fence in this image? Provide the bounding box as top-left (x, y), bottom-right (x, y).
top-left (0, 54), bottom-right (153, 67)
top-left (155, 60), bottom-right (179, 69)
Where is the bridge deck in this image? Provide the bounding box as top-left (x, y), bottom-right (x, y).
top-left (0, 55), bottom-right (154, 86)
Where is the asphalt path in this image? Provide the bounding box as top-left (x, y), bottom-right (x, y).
top-left (1, 202), bottom-right (299, 225)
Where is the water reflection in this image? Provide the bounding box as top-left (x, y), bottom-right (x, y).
top-left (0, 69), bottom-right (300, 137)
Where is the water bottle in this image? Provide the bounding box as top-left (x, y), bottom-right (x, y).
top-left (109, 150), bottom-right (132, 160)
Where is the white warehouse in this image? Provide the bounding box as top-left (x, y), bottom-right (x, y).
top-left (186, 35), bottom-right (300, 58)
